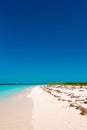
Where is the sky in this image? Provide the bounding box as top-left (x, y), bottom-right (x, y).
top-left (0, 0), bottom-right (87, 83)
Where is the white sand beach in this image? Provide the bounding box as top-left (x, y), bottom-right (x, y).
top-left (0, 86), bottom-right (87, 130)
top-left (28, 86), bottom-right (87, 130)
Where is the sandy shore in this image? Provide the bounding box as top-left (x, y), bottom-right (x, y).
top-left (28, 86), bottom-right (87, 130)
top-left (0, 86), bottom-right (87, 130)
top-left (0, 88), bottom-right (33, 130)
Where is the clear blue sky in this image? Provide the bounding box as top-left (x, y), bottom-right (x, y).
top-left (0, 0), bottom-right (87, 83)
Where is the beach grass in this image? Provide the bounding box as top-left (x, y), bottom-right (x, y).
top-left (48, 82), bottom-right (87, 86)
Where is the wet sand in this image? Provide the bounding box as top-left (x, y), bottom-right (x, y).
top-left (0, 88), bottom-right (33, 130)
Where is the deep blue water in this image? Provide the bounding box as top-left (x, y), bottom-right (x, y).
top-left (0, 85), bottom-right (36, 99)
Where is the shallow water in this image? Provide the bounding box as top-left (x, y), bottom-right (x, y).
top-left (0, 85), bottom-right (35, 99)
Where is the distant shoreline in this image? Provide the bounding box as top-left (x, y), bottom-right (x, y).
top-left (0, 83), bottom-right (47, 85)
top-left (1, 81), bottom-right (87, 86)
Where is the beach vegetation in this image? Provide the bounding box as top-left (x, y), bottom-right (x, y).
top-left (48, 82), bottom-right (87, 86)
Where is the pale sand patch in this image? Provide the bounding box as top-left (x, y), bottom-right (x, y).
top-left (27, 87), bottom-right (87, 130)
top-left (0, 88), bottom-right (33, 130)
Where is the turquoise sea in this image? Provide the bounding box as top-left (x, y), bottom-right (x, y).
top-left (0, 85), bottom-right (36, 99)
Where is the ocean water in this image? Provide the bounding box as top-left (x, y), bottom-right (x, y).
top-left (0, 85), bottom-right (35, 99)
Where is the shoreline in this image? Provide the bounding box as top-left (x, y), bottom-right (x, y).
top-left (0, 85), bottom-right (39, 102)
top-left (0, 86), bottom-right (34, 130)
top-left (0, 85), bottom-right (87, 130)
